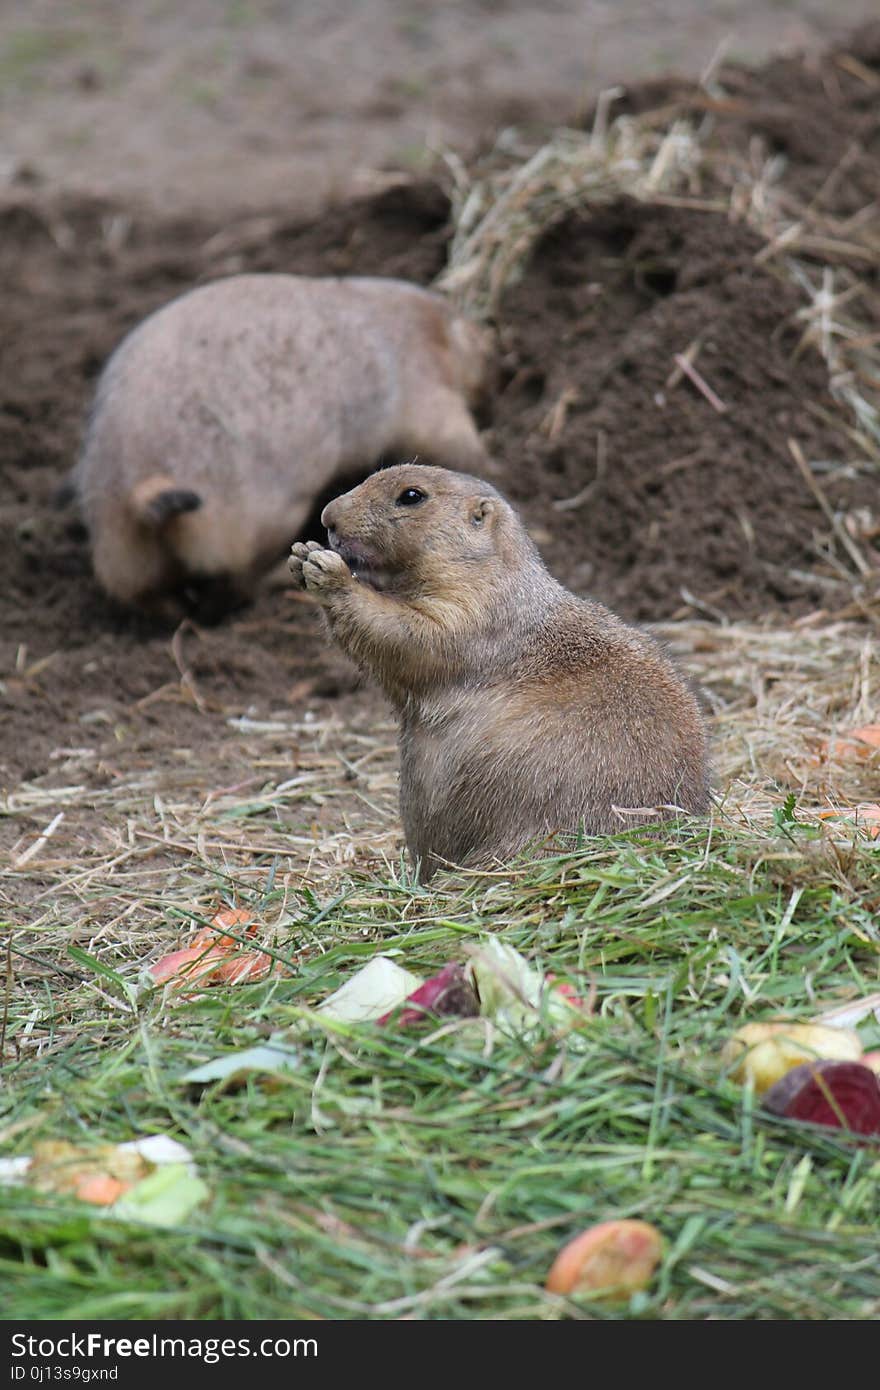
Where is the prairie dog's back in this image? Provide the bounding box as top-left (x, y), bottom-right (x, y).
top-left (74, 275), bottom-right (493, 610)
top-left (80, 276), bottom-right (407, 510)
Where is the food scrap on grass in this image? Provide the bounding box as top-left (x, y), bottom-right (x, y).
top-left (183, 942), bottom-right (590, 1088)
top-left (817, 802), bottom-right (880, 839)
top-left (545, 1219), bottom-right (664, 1302)
top-left (0, 1135), bottom-right (208, 1226)
top-left (723, 999), bottom-right (880, 1139)
top-left (376, 961), bottom-right (479, 1026)
top-left (722, 1020), bottom-right (864, 1094)
top-left (815, 724), bottom-right (880, 762)
top-left (147, 906), bottom-right (288, 991)
top-left (762, 1062), bottom-right (880, 1137)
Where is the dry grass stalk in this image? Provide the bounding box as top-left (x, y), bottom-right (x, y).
top-left (672, 352), bottom-right (728, 413)
top-left (438, 115), bottom-right (703, 316)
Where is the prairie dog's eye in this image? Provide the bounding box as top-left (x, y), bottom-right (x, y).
top-left (395, 487), bottom-right (427, 507)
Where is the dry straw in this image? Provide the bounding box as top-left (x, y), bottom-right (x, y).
top-left (437, 74), bottom-right (880, 459)
top-left (438, 106), bottom-right (706, 317)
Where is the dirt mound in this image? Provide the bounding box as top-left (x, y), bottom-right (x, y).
top-left (1, 37), bottom-right (879, 785)
top-left (491, 200), bottom-right (863, 619)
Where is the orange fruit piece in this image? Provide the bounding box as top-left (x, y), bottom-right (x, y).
top-left (205, 907), bottom-right (257, 945)
top-left (818, 803), bottom-right (880, 839)
top-left (74, 1174), bottom-right (128, 1205)
top-left (27, 1141), bottom-right (150, 1204)
top-left (817, 725), bottom-right (880, 761)
top-left (148, 944), bottom-right (222, 986)
top-left (211, 952), bottom-right (278, 984)
top-left (546, 1219), bottom-right (663, 1300)
top-left (849, 725), bottom-right (880, 748)
top-left (148, 906), bottom-right (282, 988)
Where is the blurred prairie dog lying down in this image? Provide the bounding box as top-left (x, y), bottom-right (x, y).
top-left (72, 274), bottom-right (493, 614)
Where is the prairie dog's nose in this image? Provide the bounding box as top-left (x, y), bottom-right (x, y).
top-left (320, 499), bottom-right (338, 530)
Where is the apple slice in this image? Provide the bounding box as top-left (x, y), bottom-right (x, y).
top-left (546, 1219), bottom-right (663, 1300)
top-left (722, 1021), bottom-right (862, 1094)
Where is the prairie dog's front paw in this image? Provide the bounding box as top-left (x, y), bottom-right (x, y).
top-left (288, 540), bottom-right (324, 588)
top-left (301, 546), bottom-right (352, 599)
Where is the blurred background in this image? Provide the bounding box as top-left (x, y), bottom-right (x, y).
top-left (1, 0), bottom-right (877, 214)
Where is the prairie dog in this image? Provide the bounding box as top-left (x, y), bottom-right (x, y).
top-left (289, 464), bottom-right (710, 879)
top-left (72, 275), bottom-right (493, 612)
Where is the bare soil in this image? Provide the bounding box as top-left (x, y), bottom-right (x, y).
top-left (1, 19), bottom-right (879, 799)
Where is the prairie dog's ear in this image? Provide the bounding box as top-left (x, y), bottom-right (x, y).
top-left (470, 496), bottom-right (496, 528)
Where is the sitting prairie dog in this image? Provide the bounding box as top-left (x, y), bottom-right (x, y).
top-left (289, 464), bottom-right (710, 880)
top-left (71, 275), bottom-right (493, 613)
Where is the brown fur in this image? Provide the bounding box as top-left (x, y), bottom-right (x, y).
top-left (72, 275), bottom-right (493, 611)
top-left (289, 464), bottom-right (710, 880)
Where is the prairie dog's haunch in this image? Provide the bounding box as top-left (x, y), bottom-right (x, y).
top-left (72, 275), bottom-right (493, 614)
top-left (289, 464), bottom-right (710, 879)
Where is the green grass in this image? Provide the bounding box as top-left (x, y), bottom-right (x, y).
top-left (2, 820), bottom-right (879, 1319)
